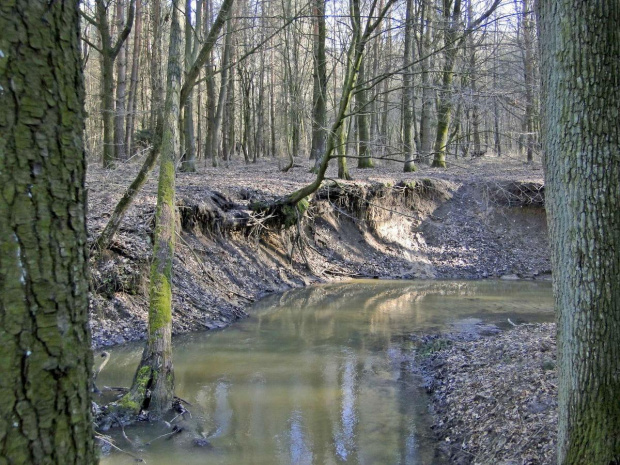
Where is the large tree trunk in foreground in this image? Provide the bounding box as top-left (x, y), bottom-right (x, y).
top-left (538, 1), bottom-right (620, 463)
top-left (0, 2), bottom-right (96, 463)
top-left (121, 0), bottom-right (184, 417)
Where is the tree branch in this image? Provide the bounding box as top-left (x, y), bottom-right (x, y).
top-left (81, 36), bottom-right (103, 55)
top-left (111, 0), bottom-right (136, 59)
top-left (180, 0), bottom-right (235, 105)
top-left (79, 9), bottom-right (99, 28)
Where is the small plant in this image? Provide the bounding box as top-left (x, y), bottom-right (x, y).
top-left (417, 338), bottom-right (453, 357)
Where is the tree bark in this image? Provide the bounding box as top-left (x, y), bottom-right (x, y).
top-left (353, 0), bottom-right (373, 169)
top-left (310, 0), bottom-right (328, 169)
top-left (402, 0), bottom-right (416, 172)
top-left (125, 0), bottom-right (142, 156)
top-left (114, 0), bottom-right (129, 161)
top-left (121, 0), bottom-right (184, 417)
top-left (95, 0), bottom-right (135, 168)
top-left (418, 0), bottom-right (435, 163)
top-left (181, 0), bottom-right (197, 172)
top-left (0, 2), bottom-right (96, 463)
top-left (538, 1), bottom-right (620, 463)
top-left (210, 11), bottom-right (233, 165)
top-left (432, 0), bottom-right (462, 168)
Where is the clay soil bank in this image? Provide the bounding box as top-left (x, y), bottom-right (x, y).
top-left (88, 155), bottom-right (549, 348)
top-left (88, 154), bottom-right (553, 464)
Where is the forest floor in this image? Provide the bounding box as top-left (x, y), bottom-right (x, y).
top-left (414, 323), bottom-right (557, 464)
top-left (87, 152), bottom-right (553, 464)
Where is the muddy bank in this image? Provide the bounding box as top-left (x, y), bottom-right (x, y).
top-left (87, 157), bottom-right (549, 348)
top-left (415, 323), bottom-right (557, 464)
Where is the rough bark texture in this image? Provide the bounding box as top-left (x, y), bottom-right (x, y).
top-left (122, 0), bottom-right (184, 417)
top-left (0, 2), bottom-right (96, 463)
top-left (538, 1), bottom-right (620, 463)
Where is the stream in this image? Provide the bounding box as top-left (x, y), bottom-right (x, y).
top-left (97, 279), bottom-right (553, 465)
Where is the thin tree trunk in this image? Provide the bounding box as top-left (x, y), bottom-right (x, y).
top-left (211, 12), bottom-right (233, 164)
top-left (402, 0), bottom-right (416, 171)
top-left (181, 0), bottom-right (197, 172)
top-left (354, 0), bottom-right (373, 169)
top-left (92, 0), bottom-right (134, 167)
top-left (418, 0), bottom-right (435, 163)
top-left (126, 0), bottom-right (142, 156)
top-left (114, 0), bottom-right (129, 161)
top-left (432, 0), bottom-right (462, 168)
top-left (121, 0), bottom-right (184, 417)
top-left (521, 0), bottom-right (535, 162)
top-left (310, 0), bottom-right (328, 170)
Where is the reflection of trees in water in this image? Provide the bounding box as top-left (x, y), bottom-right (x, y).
top-left (334, 352), bottom-right (358, 461)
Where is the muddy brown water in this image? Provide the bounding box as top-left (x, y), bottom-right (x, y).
top-left (97, 280), bottom-right (553, 465)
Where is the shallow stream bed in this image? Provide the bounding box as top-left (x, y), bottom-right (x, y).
top-left (97, 280), bottom-right (552, 465)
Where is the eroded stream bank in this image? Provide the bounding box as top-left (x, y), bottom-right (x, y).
top-left (88, 159), bottom-right (549, 348)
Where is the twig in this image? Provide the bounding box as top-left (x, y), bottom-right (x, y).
top-left (95, 432), bottom-right (146, 463)
top-left (146, 425), bottom-right (184, 445)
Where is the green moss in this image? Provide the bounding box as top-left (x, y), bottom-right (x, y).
top-left (358, 157), bottom-right (374, 169)
top-left (280, 197), bottom-right (309, 228)
top-left (116, 366), bottom-right (153, 412)
top-left (158, 157), bottom-right (176, 209)
top-left (417, 338), bottom-right (452, 357)
top-left (148, 273), bottom-right (172, 336)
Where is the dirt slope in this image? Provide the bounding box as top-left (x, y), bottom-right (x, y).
top-left (87, 156), bottom-right (549, 348)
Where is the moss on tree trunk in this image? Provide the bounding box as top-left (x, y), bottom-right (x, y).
top-left (539, 1), bottom-right (620, 463)
top-left (119, 0), bottom-right (183, 417)
top-left (0, 2), bottom-right (96, 463)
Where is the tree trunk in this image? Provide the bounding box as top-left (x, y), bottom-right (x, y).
top-left (521, 0), bottom-right (535, 162)
top-left (418, 0), bottom-right (435, 163)
top-left (125, 0), bottom-right (142, 156)
top-left (211, 12), bottom-right (233, 165)
top-left (181, 0), bottom-right (197, 172)
top-left (432, 0), bottom-right (462, 168)
top-left (310, 0), bottom-right (328, 170)
top-left (538, 1), bottom-right (620, 463)
top-left (402, 0), bottom-right (416, 172)
top-left (95, 0), bottom-right (135, 168)
top-left (121, 0), bottom-right (184, 417)
top-left (0, 2), bottom-right (96, 463)
top-left (114, 0), bottom-right (128, 161)
top-left (150, 0), bottom-right (164, 136)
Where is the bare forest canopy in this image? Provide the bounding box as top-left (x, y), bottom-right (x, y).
top-left (80, 0), bottom-right (539, 171)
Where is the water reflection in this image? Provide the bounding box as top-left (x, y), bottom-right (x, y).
top-left (98, 280), bottom-right (552, 465)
